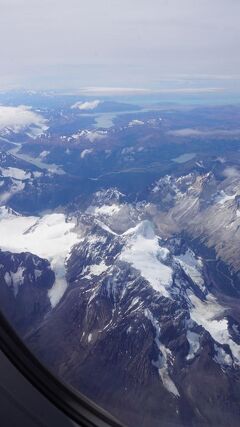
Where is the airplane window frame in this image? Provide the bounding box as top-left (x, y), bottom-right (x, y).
top-left (0, 310), bottom-right (124, 427)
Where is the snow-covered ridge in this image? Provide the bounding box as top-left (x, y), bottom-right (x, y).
top-left (119, 220), bottom-right (240, 367)
top-left (79, 211), bottom-right (240, 368)
top-left (120, 221), bottom-right (173, 297)
top-left (0, 207), bottom-right (81, 307)
top-left (61, 129), bottom-right (107, 143)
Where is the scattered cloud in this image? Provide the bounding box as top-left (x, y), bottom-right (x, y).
top-left (222, 167), bottom-right (240, 178)
top-left (0, 105), bottom-right (48, 136)
top-left (71, 100), bottom-right (101, 110)
top-left (72, 130), bottom-right (107, 143)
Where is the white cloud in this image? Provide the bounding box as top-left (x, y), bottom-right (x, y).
top-left (0, 105), bottom-right (48, 136)
top-left (222, 167), bottom-right (240, 178)
top-left (72, 130), bottom-right (107, 143)
top-left (71, 100), bottom-right (101, 110)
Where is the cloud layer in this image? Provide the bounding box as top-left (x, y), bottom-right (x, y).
top-left (0, 0), bottom-right (240, 90)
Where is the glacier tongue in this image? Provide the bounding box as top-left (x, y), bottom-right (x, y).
top-left (145, 309), bottom-right (179, 397)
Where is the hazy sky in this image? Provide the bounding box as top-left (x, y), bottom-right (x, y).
top-left (0, 0), bottom-right (240, 91)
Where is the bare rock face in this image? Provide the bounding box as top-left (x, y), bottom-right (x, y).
top-left (151, 172), bottom-right (240, 274)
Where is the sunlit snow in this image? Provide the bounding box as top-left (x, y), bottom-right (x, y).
top-left (84, 261), bottom-right (109, 278)
top-left (120, 221), bottom-right (173, 297)
top-left (0, 207), bottom-right (80, 307)
top-left (4, 267), bottom-right (25, 297)
top-left (175, 249), bottom-right (205, 292)
top-left (1, 167), bottom-right (31, 180)
top-left (189, 293), bottom-right (240, 363)
top-left (213, 344), bottom-right (232, 367)
top-left (186, 330), bottom-right (200, 361)
top-left (145, 309), bottom-right (179, 397)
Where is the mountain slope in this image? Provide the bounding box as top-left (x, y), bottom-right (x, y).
top-left (26, 205), bottom-right (240, 427)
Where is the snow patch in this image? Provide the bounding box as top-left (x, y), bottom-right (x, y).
top-left (4, 267), bottom-right (25, 297)
top-left (33, 171), bottom-right (42, 178)
top-left (1, 167), bottom-right (31, 180)
top-left (85, 261), bottom-right (109, 277)
top-left (214, 344), bottom-right (232, 367)
top-left (0, 208), bottom-right (80, 307)
top-left (186, 330), bottom-right (200, 360)
top-left (88, 333), bottom-right (93, 343)
top-left (95, 219), bottom-right (119, 236)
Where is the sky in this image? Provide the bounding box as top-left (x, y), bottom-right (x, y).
top-left (0, 0), bottom-right (240, 92)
